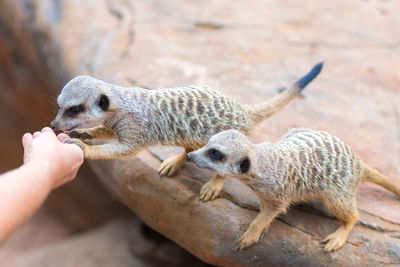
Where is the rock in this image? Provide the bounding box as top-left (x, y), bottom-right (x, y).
top-left (1, 0), bottom-right (400, 265)
top-left (4, 217), bottom-right (209, 267)
top-left (0, 208), bottom-right (74, 264)
top-left (4, 218), bottom-right (154, 267)
top-left (0, 0), bottom-right (130, 230)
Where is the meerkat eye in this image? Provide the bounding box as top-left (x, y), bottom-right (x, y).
top-left (98, 94), bottom-right (110, 111)
top-left (208, 149), bottom-right (225, 161)
top-left (238, 157), bottom-right (251, 174)
top-left (64, 104), bottom-right (84, 117)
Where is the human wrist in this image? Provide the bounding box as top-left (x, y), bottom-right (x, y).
top-left (21, 160), bottom-right (53, 192)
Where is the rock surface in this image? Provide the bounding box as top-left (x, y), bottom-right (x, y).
top-left (2, 0), bottom-right (400, 265)
top-left (0, 0), bottom-right (130, 230)
top-left (4, 218), bottom-right (153, 267)
top-left (0, 208), bottom-right (74, 264)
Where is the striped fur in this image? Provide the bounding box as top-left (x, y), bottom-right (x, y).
top-left (189, 129), bottom-right (399, 251)
top-left (52, 63), bottom-right (322, 175)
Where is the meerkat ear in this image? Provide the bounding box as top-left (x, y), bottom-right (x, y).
top-left (237, 156), bottom-right (251, 174)
top-left (98, 94), bottom-right (110, 111)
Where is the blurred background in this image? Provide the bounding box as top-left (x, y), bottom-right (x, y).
top-left (0, 0), bottom-right (399, 266)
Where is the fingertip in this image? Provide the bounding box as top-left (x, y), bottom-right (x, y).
top-left (71, 145), bottom-right (85, 165)
top-left (41, 127), bottom-right (54, 134)
top-left (22, 133), bottom-right (33, 149)
top-left (57, 133), bottom-right (70, 143)
top-left (32, 131), bottom-right (41, 138)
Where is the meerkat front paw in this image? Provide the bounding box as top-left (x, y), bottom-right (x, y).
top-left (199, 178), bottom-right (224, 202)
top-left (69, 130), bottom-right (93, 140)
top-left (233, 230), bottom-right (262, 251)
top-left (159, 152), bottom-right (187, 176)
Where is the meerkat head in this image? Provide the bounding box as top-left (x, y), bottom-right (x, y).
top-left (187, 130), bottom-right (254, 177)
top-left (51, 75), bottom-right (116, 132)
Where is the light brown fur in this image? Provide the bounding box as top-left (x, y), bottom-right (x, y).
top-left (188, 129), bottom-right (400, 252)
top-left (51, 63), bottom-right (323, 176)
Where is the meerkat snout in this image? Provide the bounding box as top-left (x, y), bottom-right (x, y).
top-left (50, 120), bottom-right (56, 130)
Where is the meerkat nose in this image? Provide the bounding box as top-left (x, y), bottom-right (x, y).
top-left (187, 152), bottom-right (193, 161)
top-left (50, 121), bottom-right (56, 130)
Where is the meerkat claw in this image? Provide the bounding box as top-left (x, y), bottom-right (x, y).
top-left (233, 231), bottom-right (260, 251)
top-left (199, 186), bottom-right (216, 202)
top-left (158, 161), bottom-right (178, 176)
top-left (199, 188), bottom-right (211, 202)
top-left (233, 242), bottom-right (241, 252)
top-left (321, 230), bottom-right (347, 252)
top-left (199, 178), bottom-right (224, 202)
top-left (233, 239), bottom-right (245, 251)
top-left (159, 151), bottom-right (188, 177)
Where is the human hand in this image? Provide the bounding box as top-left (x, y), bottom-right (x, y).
top-left (22, 127), bottom-right (84, 190)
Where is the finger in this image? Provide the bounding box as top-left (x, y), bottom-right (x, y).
top-left (22, 133), bottom-right (33, 149)
top-left (33, 131), bottom-right (41, 138)
top-left (71, 146), bottom-right (84, 165)
top-left (41, 127), bottom-right (55, 134)
top-left (66, 140), bottom-right (85, 156)
top-left (67, 170), bottom-right (79, 183)
top-left (57, 133), bottom-right (70, 143)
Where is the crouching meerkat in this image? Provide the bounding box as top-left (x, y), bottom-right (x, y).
top-left (187, 129), bottom-right (400, 252)
top-left (51, 63), bottom-right (323, 176)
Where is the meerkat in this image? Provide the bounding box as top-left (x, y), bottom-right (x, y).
top-left (50, 63), bottom-right (323, 176)
top-left (187, 129), bottom-right (400, 252)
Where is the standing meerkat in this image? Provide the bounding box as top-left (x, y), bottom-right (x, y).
top-left (187, 129), bottom-right (400, 252)
top-left (51, 63), bottom-right (323, 176)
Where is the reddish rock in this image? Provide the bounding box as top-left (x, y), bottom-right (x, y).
top-left (5, 218), bottom-right (152, 267)
top-left (1, 0), bottom-right (400, 265)
top-left (0, 0), bottom-right (130, 230)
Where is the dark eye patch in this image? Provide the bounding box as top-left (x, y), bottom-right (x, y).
top-left (64, 104), bottom-right (84, 117)
top-left (239, 157), bottom-right (251, 174)
top-left (208, 148), bottom-right (225, 161)
top-left (98, 94), bottom-right (109, 111)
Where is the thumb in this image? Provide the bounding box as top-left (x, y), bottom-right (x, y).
top-left (67, 143), bottom-right (85, 165)
top-left (57, 133), bottom-right (70, 143)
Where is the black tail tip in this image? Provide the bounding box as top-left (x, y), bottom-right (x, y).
top-left (312, 61), bottom-right (324, 75)
top-left (294, 61), bottom-right (324, 90)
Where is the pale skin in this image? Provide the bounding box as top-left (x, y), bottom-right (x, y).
top-left (0, 127), bottom-right (84, 244)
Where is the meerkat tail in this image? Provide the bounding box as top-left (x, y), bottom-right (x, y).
top-left (361, 163), bottom-right (400, 196)
top-left (248, 62), bottom-right (324, 123)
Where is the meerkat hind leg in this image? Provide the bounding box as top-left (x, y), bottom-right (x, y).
top-left (322, 199), bottom-right (359, 252)
top-left (159, 148), bottom-right (192, 176)
top-left (199, 174), bottom-right (226, 202)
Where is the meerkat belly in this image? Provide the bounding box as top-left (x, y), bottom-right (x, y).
top-left (150, 87), bottom-right (254, 148)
